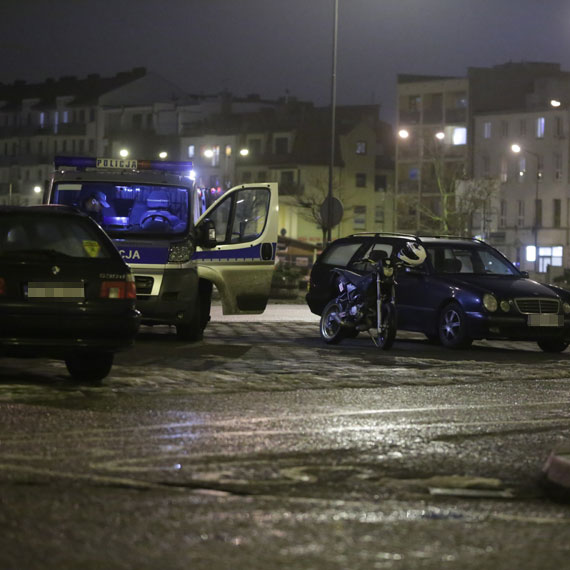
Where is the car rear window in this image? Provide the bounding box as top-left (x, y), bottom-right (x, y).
top-left (0, 214), bottom-right (113, 259)
top-left (320, 242), bottom-right (363, 267)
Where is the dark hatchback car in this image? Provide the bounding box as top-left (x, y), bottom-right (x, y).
top-left (306, 233), bottom-right (570, 352)
top-left (0, 205), bottom-right (140, 382)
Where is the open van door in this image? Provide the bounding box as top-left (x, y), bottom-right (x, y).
top-left (194, 183), bottom-right (278, 314)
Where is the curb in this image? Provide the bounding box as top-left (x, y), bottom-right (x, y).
top-left (541, 446), bottom-right (570, 502)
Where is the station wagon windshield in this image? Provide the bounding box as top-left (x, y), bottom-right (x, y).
top-left (52, 182), bottom-right (190, 237)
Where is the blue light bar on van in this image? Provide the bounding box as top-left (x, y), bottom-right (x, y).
top-left (54, 156), bottom-right (193, 174)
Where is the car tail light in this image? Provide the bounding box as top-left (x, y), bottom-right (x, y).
top-left (100, 275), bottom-right (137, 299)
top-left (0, 277), bottom-right (5, 295)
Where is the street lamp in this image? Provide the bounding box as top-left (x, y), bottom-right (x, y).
top-left (119, 148), bottom-right (129, 158)
top-left (511, 143), bottom-right (540, 273)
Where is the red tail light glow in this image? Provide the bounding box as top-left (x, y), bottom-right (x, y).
top-left (100, 277), bottom-right (136, 299)
top-left (0, 277), bottom-right (5, 295)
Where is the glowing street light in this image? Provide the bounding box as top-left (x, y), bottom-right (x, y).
top-left (119, 148), bottom-right (129, 158)
top-left (158, 151), bottom-right (168, 159)
top-left (203, 149), bottom-right (214, 159)
top-left (550, 99), bottom-right (561, 108)
top-left (33, 185), bottom-right (42, 194)
top-left (435, 131), bottom-right (445, 141)
top-left (398, 129), bottom-right (409, 139)
top-left (239, 148), bottom-right (249, 157)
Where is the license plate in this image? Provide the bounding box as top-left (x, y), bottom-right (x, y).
top-left (527, 313), bottom-right (563, 327)
top-left (26, 281), bottom-right (85, 300)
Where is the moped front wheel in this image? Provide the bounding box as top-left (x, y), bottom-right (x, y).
top-left (374, 302), bottom-right (397, 350)
top-left (320, 300), bottom-right (346, 344)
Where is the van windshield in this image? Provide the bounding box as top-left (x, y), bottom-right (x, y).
top-left (52, 182), bottom-right (190, 237)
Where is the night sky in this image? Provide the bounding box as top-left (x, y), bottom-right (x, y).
top-left (2, 0), bottom-right (570, 122)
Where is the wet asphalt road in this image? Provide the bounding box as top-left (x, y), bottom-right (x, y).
top-left (1, 304), bottom-right (570, 569)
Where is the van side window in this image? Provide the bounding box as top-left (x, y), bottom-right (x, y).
top-left (208, 187), bottom-right (271, 245)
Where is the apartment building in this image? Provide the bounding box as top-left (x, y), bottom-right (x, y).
top-left (395, 62), bottom-right (570, 278)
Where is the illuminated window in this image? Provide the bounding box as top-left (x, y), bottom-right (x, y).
top-left (225, 145), bottom-right (232, 157)
top-left (538, 246), bottom-right (563, 272)
top-left (483, 121), bottom-right (492, 139)
top-left (518, 156), bottom-right (526, 181)
top-left (355, 141), bottom-right (367, 155)
top-left (536, 117), bottom-right (545, 138)
top-left (188, 145), bottom-right (195, 158)
top-left (452, 127), bottom-right (466, 145)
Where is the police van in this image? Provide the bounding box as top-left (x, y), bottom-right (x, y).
top-left (46, 156), bottom-right (278, 340)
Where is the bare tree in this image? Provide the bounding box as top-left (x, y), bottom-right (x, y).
top-left (295, 173), bottom-right (348, 244)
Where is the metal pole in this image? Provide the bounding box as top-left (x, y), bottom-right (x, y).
top-left (326, 0), bottom-right (338, 245)
top-left (535, 163), bottom-right (539, 273)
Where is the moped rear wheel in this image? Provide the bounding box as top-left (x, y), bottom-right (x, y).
top-left (320, 300), bottom-right (346, 344)
top-left (374, 302), bottom-right (397, 350)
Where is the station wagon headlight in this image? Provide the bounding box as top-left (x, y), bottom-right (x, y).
top-left (500, 300), bottom-right (511, 312)
top-left (563, 302), bottom-right (570, 315)
top-left (168, 240), bottom-right (195, 263)
top-left (483, 293), bottom-right (498, 312)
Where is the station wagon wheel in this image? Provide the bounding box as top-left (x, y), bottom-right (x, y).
top-left (438, 301), bottom-right (472, 349)
top-left (320, 300), bottom-right (346, 344)
top-left (537, 339), bottom-right (569, 353)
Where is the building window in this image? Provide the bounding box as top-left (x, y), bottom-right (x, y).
top-left (248, 138), bottom-right (262, 156)
top-left (517, 200), bottom-right (525, 227)
top-left (452, 127), bottom-right (467, 145)
top-left (538, 246), bottom-right (563, 272)
top-left (555, 116), bottom-right (564, 137)
top-left (225, 145), bottom-right (232, 157)
top-left (39, 112), bottom-right (45, 129)
top-left (374, 205), bottom-right (384, 226)
top-left (188, 144), bottom-right (195, 158)
top-left (242, 171), bottom-right (252, 183)
top-left (256, 171), bottom-right (267, 182)
top-left (355, 173), bottom-right (367, 187)
top-left (353, 205), bottom-right (366, 230)
top-left (535, 199), bottom-right (542, 227)
top-left (355, 141), bottom-right (367, 155)
top-left (499, 200), bottom-right (507, 228)
top-left (500, 120), bottom-right (509, 137)
top-left (553, 199), bottom-right (561, 228)
top-left (409, 95), bottom-right (421, 111)
top-left (375, 174), bottom-right (386, 192)
top-left (554, 153), bottom-right (563, 181)
top-left (517, 156), bottom-right (526, 181)
top-left (536, 117), bottom-right (545, 138)
top-left (500, 156), bottom-right (508, 182)
top-left (519, 118), bottom-right (527, 136)
top-left (274, 137), bottom-right (288, 154)
top-left (483, 121), bottom-right (492, 139)
top-left (280, 170), bottom-right (294, 185)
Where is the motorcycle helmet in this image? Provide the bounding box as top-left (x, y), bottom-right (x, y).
top-left (397, 241), bottom-right (427, 266)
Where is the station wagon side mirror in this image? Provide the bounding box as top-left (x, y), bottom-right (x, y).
top-left (520, 270), bottom-right (529, 278)
top-left (196, 218), bottom-right (217, 249)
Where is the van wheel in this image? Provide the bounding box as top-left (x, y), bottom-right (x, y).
top-left (176, 288), bottom-right (206, 341)
top-left (65, 352), bottom-right (114, 384)
top-left (537, 339), bottom-right (569, 353)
